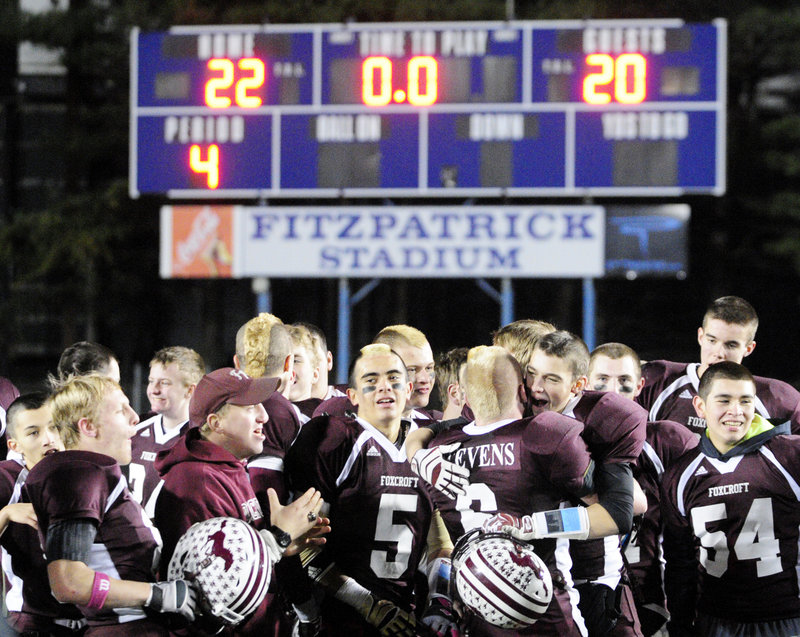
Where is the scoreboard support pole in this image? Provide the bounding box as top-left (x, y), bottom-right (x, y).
top-left (475, 279), bottom-right (514, 328)
top-left (252, 277), bottom-right (271, 314)
top-left (582, 278), bottom-right (596, 352)
top-left (336, 277), bottom-right (517, 386)
top-left (336, 277), bottom-right (382, 386)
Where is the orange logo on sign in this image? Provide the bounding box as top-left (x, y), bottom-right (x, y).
top-left (171, 206), bottom-right (234, 278)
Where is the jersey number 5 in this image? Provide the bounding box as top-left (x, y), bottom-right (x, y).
top-left (691, 497), bottom-right (781, 578)
top-left (371, 493), bottom-right (418, 579)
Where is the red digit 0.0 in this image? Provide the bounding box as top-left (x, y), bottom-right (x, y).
top-left (362, 56), bottom-right (438, 107)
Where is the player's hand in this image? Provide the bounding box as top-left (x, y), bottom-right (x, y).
top-left (481, 513), bottom-right (537, 540)
top-left (269, 487), bottom-right (327, 548)
top-left (421, 596), bottom-right (461, 637)
top-left (146, 580), bottom-right (197, 622)
top-left (1, 503), bottom-right (38, 531)
top-left (358, 593), bottom-right (417, 637)
top-left (410, 444), bottom-right (468, 500)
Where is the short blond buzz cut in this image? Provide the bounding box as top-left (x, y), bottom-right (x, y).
top-left (49, 373), bottom-right (121, 450)
top-left (373, 324), bottom-right (429, 349)
top-left (590, 342), bottom-right (642, 379)
top-left (464, 345), bottom-right (522, 423)
top-left (492, 319), bottom-right (556, 370)
top-left (349, 343), bottom-right (406, 388)
top-left (235, 313), bottom-right (291, 378)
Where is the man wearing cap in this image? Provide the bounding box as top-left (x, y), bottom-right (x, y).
top-left (152, 368), bottom-right (329, 635)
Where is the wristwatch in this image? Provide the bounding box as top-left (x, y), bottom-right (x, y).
top-left (269, 525), bottom-right (292, 549)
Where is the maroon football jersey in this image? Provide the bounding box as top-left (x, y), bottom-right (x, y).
top-left (562, 391), bottom-right (646, 633)
top-left (626, 420), bottom-right (697, 616)
top-left (0, 377), bottom-right (20, 461)
top-left (153, 427), bottom-right (265, 577)
top-left (0, 459), bottom-right (83, 629)
top-left (286, 415), bottom-right (433, 609)
top-left (637, 360), bottom-right (800, 436)
top-left (294, 397), bottom-right (322, 421)
top-left (126, 414), bottom-right (191, 516)
top-left (429, 413), bottom-right (594, 636)
top-left (661, 423), bottom-right (800, 624)
top-left (566, 390), bottom-right (647, 465)
top-left (248, 392), bottom-right (303, 513)
top-left (24, 450), bottom-right (161, 628)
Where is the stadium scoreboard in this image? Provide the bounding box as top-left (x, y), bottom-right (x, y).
top-left (130, 19), bottom-right (726, 198)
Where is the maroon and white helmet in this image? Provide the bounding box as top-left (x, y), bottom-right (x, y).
top-left (450, 529), bottom-right (553, 629)
top-left (167, 517), bottom-right (271, 627)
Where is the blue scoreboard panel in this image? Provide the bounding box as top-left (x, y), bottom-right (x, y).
top-left (130, 19), bottom-right (726, 198)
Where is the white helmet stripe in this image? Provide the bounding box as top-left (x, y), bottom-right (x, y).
top-left (460, 552), bottom-right (548, 623)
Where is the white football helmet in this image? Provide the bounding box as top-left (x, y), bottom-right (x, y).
top-left (450, 529), bottom-right (553, 629)
top-left (167, 517), bottom-right (271, 627)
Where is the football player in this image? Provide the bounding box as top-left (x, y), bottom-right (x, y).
top-left (661, 362), bottom-right (800, 636)
top-left (54, 341), bottom-right (120, 383)
top-left (522, 331), bottom-right (647, 637)
top-left (588, 343), bottom-right (697, 637)
top-left (293, 321), bottom-right (346, 401)
top-left (373, 325), bottom-right (439, 420)
top-left (286, 344), bottom-right (453, 637)
top-left (435, 347), bottom-right (469, 421)
top-left (127, 346), bottom-right (205, 516)
top-left (491, 318), bottom-right (556, 375)
top-left (0, 393), bottom-right (85, 636)
top-left (636, 296), bottom-right (800, 435)
top-left (24, 374), bottom-right (196, 636)
top-left (312, 324), bottom-right (441, 425)
top-left (234, 313), bottom-right (301, 511)
top-left (287, 324), bottom-right (321, 420)
top-left (429, 346), bottom-right (634, 636)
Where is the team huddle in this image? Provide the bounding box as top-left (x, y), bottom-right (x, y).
top-left (0, 295), bottom-right (798, 637)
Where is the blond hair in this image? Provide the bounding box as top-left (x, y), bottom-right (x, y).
top-left (349, 343), bottom-right (406, 387)
top-left (150, 346), bottom-right (206, 386)
top-left (493, 319), bottom-right (556, 370)
top-left (464, 346), bottom-right (522, 422)
top-left (50, 374), bottom-right (120, 449)
top-left (373, 324), bottom-right (429, 349)
top-left (235, 313), bottom-right (291, 378)
top-left (288, 324), bottom-right (316, 361)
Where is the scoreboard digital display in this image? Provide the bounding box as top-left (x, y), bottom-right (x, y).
top-left (130, 19), bottom-right (726, 198)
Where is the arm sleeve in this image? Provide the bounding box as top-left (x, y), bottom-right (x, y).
top-left (45, 519), bottom-right (98, 563)
top-left (595, 462), bottom-right (634, 534)
top-left (660, 471), bottom-right (698, 634)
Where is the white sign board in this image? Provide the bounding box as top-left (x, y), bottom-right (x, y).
top-left (160, 205), bottom-right (605, 279)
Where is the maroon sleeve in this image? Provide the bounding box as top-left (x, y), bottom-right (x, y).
top-left (248, 395), bottom-right (302, 512)
top-left (524, 412), bottom-right (593, 498)
top-left (311, 396), bottom-right (354, 419)
top-left (261, 394), bottom-right (301, 459)
top-left (285, 416), bottom-right (351, 501)
top-left (754, 375), bottom-right (800, 434)
top-left (0, 378), bottom-right (20, 459)
top-left (659, 457), bottom-right (699, 632)
top-left (651, 420), bottom-right (698, 467)
top-left (0, 378), bottom-right (20, 413)
top-left (574, 391), bottom-right (647, 464)
top-left (294, 397), bottom-right (322, 419)
top-left (34, 461), bottom-right (109, 526)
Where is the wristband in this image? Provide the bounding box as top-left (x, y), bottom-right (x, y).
top-left (86, 572), bottom-right (110, 610)
top-left (533, 507), bottom-right (590, 540)
top-left (427, 557), bottom-right (452, 599)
